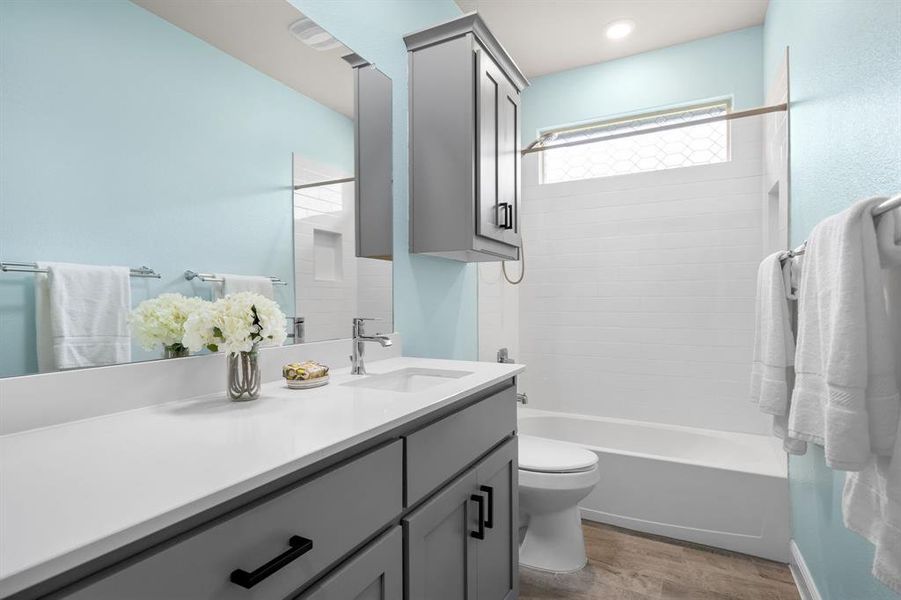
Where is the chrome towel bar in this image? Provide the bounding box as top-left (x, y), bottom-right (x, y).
top-left (184, 270), bottom-right (288, 286)
top-left (0, 261), bottom-right (161, 278)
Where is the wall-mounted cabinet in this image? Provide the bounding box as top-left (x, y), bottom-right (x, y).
top-left (345, 54), bottom-right (393, 261)
top-left (405, 13), bottom-right (529, 262)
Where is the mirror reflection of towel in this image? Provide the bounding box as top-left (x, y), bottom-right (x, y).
top-left (213, 274), bottom-right (274, 300)
top-left (35, 262), bottom-right (131, 371)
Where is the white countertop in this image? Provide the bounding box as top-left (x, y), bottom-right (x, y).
top-left (0, 357), bottom-right (523, 597)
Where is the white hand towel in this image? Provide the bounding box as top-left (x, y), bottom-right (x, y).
top-left (751, 252), bottom-right (796, 415)
top-left (42, 262), bottom-right (131, 370)
top-left (789, 197), bottom-right (900, 470)
top-left (842, 248), bottom-right (901, 594)
top-left (750, 252), bottom-right (806, 455)
top-left (212, 274), bottom-right (274, 300)
top-left (34, 270), bottom-right (54, 373)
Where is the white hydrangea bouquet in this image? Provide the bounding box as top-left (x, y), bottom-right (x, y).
top-left (183, 292), bottom-right (287, 400)
top-left (130, 293), bottom-right (210, 358)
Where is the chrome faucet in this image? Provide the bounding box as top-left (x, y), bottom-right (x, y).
top-left (350, 317), bottom-right (392, 375)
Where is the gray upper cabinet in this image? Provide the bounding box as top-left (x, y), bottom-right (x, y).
top-left (345, 54), bottom-right (393, 260)
top-left (405, 13), bottom-right (528, 262)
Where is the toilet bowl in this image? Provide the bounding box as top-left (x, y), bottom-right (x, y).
top-left (518, 435), bottom-right (600, 573)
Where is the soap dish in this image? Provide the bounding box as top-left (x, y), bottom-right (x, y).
top-left (286, 375), bottom-right (330, 390)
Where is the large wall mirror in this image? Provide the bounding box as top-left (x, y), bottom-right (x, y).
top-left (0, 0), bottom-right (392, 378)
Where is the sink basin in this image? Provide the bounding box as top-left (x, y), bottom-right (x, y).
top-left (341, 367), bottom-right (473, 393)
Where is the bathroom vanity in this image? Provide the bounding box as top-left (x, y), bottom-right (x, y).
top-left (0, 358), bottom-right (523, 600)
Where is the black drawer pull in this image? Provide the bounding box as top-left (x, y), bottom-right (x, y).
top-left (480, 485), bottom-right (494, 529)
top-left (470, 494), bottom-right (486, 540)
top-left (230, 535), bottom-right (313, 589)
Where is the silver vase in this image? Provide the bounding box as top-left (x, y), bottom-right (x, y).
top-left (227, 347), bottom-right (261, 401)
top-left (163, 344), bottom-right (189, 359)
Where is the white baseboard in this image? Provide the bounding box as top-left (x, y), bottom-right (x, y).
top-left (790, 539), bottom-right (823, 600)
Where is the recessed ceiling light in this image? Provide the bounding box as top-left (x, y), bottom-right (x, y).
top-left (605, 19), bottom-right (635, 41)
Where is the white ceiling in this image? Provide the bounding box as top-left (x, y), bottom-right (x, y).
top-left (132, 0), bottom-right (354, 116)
top-left (455, 0), bottom-right (769, 78)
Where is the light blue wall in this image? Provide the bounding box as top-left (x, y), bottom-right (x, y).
top-left (764, 1), bottom-right (901, 598)
top-left (522, 26), bottom-right (763, 140)
top-left (292, 0), bottom-right (477, 360)
top-left (0, 0), bottom-right (353, 377)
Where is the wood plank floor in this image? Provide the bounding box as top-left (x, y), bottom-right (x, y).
top-left (519, 521), bottom-right (800, 600)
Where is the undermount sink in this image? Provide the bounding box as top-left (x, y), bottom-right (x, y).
top-left (341, 367), bottom-right (473, 393)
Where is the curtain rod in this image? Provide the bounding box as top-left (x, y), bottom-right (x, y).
top-left (522, 103), bottom-right (788, 156)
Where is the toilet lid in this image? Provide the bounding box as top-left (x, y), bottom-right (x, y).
top-left (518, 435), bottom-right (598, 473)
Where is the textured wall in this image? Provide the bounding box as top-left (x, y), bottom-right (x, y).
top-left (764, 0), bottom-right (901, 598)
top-left (0, 0), bottom-right (352, 377)
top-left (293, 0), bottom-right (479, 361)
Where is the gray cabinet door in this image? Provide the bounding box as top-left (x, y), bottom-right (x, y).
top-left (354, 64), bottom-right (392, 260)
top-left (475, 438), bottom-right (518, 600)
top-left (499, 82), bottom-right (521, 249)
top-left (404, 469), bottom-right (479, 600)
top-left (475, 43), bottom-right (507, 246)
top-left (476, 42), bottom-right (521, 249)
top-left (298, 527), bottom-right (402, 600)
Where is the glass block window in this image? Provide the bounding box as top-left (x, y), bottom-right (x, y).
top-left (539, 102), bottom-right (730, 184)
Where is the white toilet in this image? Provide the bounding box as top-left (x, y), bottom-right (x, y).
top-left (518, 435), bottom-right (600, 573)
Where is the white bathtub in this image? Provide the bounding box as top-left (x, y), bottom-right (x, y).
top-left (518, 408), bottom-right (790, 561)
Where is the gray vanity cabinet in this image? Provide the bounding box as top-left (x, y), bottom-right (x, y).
top-left (404, 469), bottom-right (479, 599)
top-left (45, 382), bottom-right (519, 600)
top-left (404, 437), bottom-right (518, 600)
top-left (298, 527), bottom-right (402, 600)
top-left (405, 13), bottom-right (528, 262)
top-left (475, 438), bottom-right (518, 600)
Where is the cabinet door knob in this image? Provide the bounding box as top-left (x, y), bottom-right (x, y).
top-left (480, 485), bottom-right (494, 529)
top-left (470, 494), bottom-right (486, 540)
top-left (230, 535), bottom-right (313, 589)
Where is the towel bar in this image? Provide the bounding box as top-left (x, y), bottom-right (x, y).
top-left (184, 270), bottom-right (288, 286)
top-left (0, 261), bottom-right (161, 278)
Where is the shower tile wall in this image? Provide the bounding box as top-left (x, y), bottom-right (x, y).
top-left (510, 118), bottom-right (771, 435)
top-left (293, 156), bottom-right (393, 342)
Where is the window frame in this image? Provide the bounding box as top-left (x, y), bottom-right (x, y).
top-left (537, 99), bottom-right (733, 184)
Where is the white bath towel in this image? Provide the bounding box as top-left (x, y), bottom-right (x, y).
top-left (789, 197), bottom-right (900, 471)
top-left (876, 208), bottom-right (901, 268)
top-left (39, 262), bottom-right (132, 370)
top-left (843, 229), bottom-right (901, 593)
top-left (750, 251), bottom-right (806, 455)
top-left (213, 274), bottom-right (274, 300)
top-left (751, 252), bottom-right (796, 415)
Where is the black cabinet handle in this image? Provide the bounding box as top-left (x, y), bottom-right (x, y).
top-left (480, 485), bottom-right (494, 529)
top-left (230, 535), bottom-right (313, 589)
top-left (470, 494), bottom-right (486, 540)
top-left (497, 203), bottom-right (513, 230)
